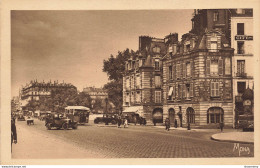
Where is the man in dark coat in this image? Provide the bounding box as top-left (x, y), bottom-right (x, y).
top-left (220, 121), bottom-right (224, 132)
top-left (165, 118), bottom-right (170, 131)
top-left (11, 118), bottom-right (17, 152)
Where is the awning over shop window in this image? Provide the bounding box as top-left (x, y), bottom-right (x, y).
top-left (168, 87), bottom-right (173, 96)
top-left (123, 106), bottom-right (143, 117)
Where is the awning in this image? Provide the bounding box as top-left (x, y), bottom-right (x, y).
top-left (168, 87), bottom-right (173, 96)
top-left (123, 106), bottom-right (143, 117)
top-left (65, 106), bottom-right (90, 111)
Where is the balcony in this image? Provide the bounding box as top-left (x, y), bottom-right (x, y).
top-left (236, 72), bottom-right (247, 77)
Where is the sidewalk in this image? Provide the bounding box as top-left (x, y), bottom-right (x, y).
top-left (211, 132), bottom-right (254, 144)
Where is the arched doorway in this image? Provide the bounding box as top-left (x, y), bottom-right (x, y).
top-left (207, 107), bottom-right (224, 124)
top-left (152, 108), bottom-right (163, 126)
top-left (186, 107), bottom-right (195, 124)
top-left (168, 108), bottom-right (175, 126)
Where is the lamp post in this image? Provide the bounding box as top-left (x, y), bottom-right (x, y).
top-left (105, 98), bottom-right (108, 125)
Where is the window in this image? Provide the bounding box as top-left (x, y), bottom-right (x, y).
top-left (168, 86), bottom-right (174, 100)
top-left (178, 84), bottom-right (182, 99)
top-left (136, 60), bottom-right (139, 68)
top-left (237, 60), bottom-right (245, 76)
top-left (237, 41), bottom-right (244, 54)
top-left (176, 64), bottom-right (181, 79)
top-left (155, 91), bottom-right (161, 103)
top-left (184, 83), bottom-right (194, 99)
top-left (136, 75), bottom-right (141, 89)
top-left (126, 78), bottom-right (130, 90)
top-left (213, 11), bottom-right (219, 21)
top-left (207, 107), bottom-right (224, 124)
top-left (153, 46), bottom-right (161, 53)
top-left (126, 92), bottom-right (130, 103)
top-left (237, 23), bottom-right (244, 35)
top-left (155, 76), bottom-right (161, 88)
top-left (211, 82), bottom-right (220, 97)
top-left (225, 57), bottom-right (231, 75)
top-left (169, 66), bottom-right (173, 80)
top-left (155, 59), bottom-right (160, 71)
top-left (186, 62), bottom-right (191, 77)
top-left (136, 91), bottom-right (141, 103)
top-left (210, 60), bottom-right (218, 75)
top-left (186, 44), bottom-right (190, 52)
top-left (237, 82), bottom-right (246, 94)
top-left (186, 108), bottom-right (195, 124)
top-left (210, 41), bottom-right (217, 51)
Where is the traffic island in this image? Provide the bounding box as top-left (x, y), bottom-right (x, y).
top-left (211, 132), bottom-right (254, 144)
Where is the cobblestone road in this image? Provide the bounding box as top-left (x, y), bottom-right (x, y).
top-left (13, 119), bottom-right (254, 158)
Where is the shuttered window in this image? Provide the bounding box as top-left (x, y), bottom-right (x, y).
top-left (155, 91), bottom-right (161, 103)
top-left (218, 59), bottom-right (223, 75)
top-left (211, 82), bottom-right (220, 97)
top-left (183, 84), bottom-right (186, 99)
top-left (155, 76), bottom-right (161, 88)
top-left (190, 83), bottom-right (194, 97)
top-left (183, 62), bottom-right (186, 78)
top-left (225, 57), bottom-right (231, 75)
top-left (206, 59), bottom-right (211, 75)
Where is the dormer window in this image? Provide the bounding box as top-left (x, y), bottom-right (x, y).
top-left (153, 46), bottom-right (161, 53)
top-left (209, 37), bottom-right (218, 52)
top-left (213, 11), bottom-right (219, 21)
top-left (186, 44), bottom-right (190, 52)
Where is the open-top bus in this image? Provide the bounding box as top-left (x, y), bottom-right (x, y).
top-left (64, 106), bottom-right (90, 125)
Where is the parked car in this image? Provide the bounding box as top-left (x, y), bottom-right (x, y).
top-left (94, 114), bottom-right (118, 124)
top-left (17, 115), bottom-right (25, 121)
top-left (45, 113), bottom-right (78, 130)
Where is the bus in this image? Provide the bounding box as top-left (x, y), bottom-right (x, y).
top-left (64, 106), bottom-right (90, 125)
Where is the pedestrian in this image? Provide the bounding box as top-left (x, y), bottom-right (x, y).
top-left (174, 119), bottom-right (178, 128)
top-left (134, 116), bottom-right (137, 126)
top-left (165, 118), bottom-right (170, 131)
top-left (220, 121), bottom-right (224, 132)
top-left (124, 118), bottom-right (128, 128)
top-left (117, 117), bottom-right (121, 128)
top-left (11, 118), bottom-right (17, 152)
top-left (143, 118), bottom-right (147, 126)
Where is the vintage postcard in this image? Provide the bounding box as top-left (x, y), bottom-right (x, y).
top-left (1, 0), bottom-right (260, 165)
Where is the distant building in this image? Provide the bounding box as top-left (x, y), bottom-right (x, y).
top-left (20, 80), bottom-right (77, 106)
top-left (83, 87), bottom-right (108, 100)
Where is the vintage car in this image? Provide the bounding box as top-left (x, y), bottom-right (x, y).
top-left (64, 106), bottom-right (90, 125)
top-left (94, 114), bottom-right (118, 124)
top-left (45, 113), bottom-right (78, 130)
top-left (17, 115), bottom-right (26, 121)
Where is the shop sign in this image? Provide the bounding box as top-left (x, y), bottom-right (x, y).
top-left (235, 35), bottom-right (253, 40)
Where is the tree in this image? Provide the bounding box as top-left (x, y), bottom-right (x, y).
top-left (103, 48), bottom-right (135, 111)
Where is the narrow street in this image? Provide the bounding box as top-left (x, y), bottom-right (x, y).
top-left (12, 119), bottom-right (254, 158)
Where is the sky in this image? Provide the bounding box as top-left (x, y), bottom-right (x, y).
top-left (11, 10), bottom-right (193, 97)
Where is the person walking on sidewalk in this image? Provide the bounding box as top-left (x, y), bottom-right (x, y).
top-left (117, 116), bottom-right (122, 128)
top-left (165, 118), bottom-right (170, 131)
top-left (220, 121), bottom-right (224, 132)
top-left (124, 118), bottom-right (128, 128)
top-left (11, 118), bottom-right (17, 152)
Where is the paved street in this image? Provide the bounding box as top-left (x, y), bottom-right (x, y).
top-left (12, 118), bottom-right (254, 158)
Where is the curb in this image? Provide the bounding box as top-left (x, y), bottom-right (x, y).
top-left (210, 136), bottom-right (254, 144)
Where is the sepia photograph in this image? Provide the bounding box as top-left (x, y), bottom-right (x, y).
top-left (1, 0), bottom-right (260, 166)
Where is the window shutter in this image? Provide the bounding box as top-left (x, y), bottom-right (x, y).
top-left (218, 59), bottom-right (223, 75)
top-left (183, 84), bottom-right (186, 98)
top-left (176, 85), bottom-right (178, 98)
top-left (180, 84), bottom-right (182, 98)
top-left (190, 61), bottom-right (194, 77)
top-left (190, 83), bottom-right (194, 97)
top-left (211, 82), bottom-right (214, 96)
top-left (206, 59), bottom-right (210, 75)
top-left (216, 82), bottom-right (219, 96)
top-left (173, 64), bottom-right (176, 80)
top-left (183, 62), bottom-right (186, 78)
top-left (173, 84), bottom-right (175, 98)
top-left (181, 63), bottom-right (183, 78)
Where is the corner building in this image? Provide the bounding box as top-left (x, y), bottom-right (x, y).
top-left (123, 36), bottom-right (167, 124)
top-left (163, 30), bottom-right (234, 128)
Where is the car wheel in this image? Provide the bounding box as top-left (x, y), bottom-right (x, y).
top-left (62, 123), bottom-right (68, 130)
top-left (57, 127), bottom-right (61, 130)
top-left (72, 123), bottom-right (78, 129)
top-left (94, 119), bottom-right (99, 124)
top-left (111, 120), bottom-right (116, 125)
top-left (46, 123), bottom-right (51, 130)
